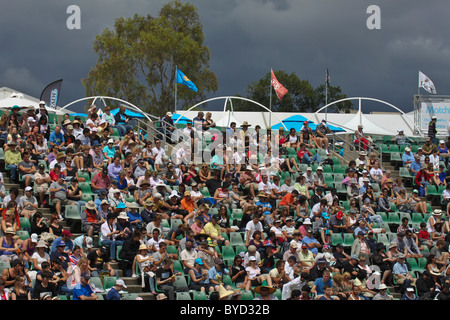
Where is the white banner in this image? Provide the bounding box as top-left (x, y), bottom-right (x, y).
top-left (420, 101), bottom-right (450, 132)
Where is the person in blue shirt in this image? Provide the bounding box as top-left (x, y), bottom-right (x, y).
top-left (126, 202), bottom-right (143, 230)
top-left (409, 155), bottom-right (422, 176)
top-left (402, 147), bottom-right (415, 167)
top-left (205, 258), bottom-right (229, 292)
top-left (302, 227), bottom-right (321, 255)
top-left (94, 188), bottom-right (109, 210)
top-left (311, 269), bottom-right (333, 295)
top-left (255, 193), bottom-right (272, 212)
top-left (49, 126), bottom-right (65, 148)
top-left (106, 279), bottom-right (127, 300)
top-left (103, 139), bottom-right (117, 164)
top-left (72, 272), bottom-right (98, 300)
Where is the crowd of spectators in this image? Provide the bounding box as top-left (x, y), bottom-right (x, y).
top-left (1, 104), bottom-right (450, 301)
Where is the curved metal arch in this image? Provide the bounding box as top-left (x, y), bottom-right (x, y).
top-left (173, 96), bottom-right (288, 130)
top-left (311, 96), bottom-right (419, 134)
top-left (59, 96), bottom-right (155, 122)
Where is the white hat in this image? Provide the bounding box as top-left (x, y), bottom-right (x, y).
top-left (91, 127), bottom-right (98, 132)
top-left (405, 147), bottom-right (411, 152)
top-left (107, 139), bottom-right (114, 144)
top-left (154, 193), bottom-right (163, 199)
top-left (39, 100), bottom-right (46, 105)
top-left (99, 119), bottom-right (106, 125)
top-left (169, 190), bottom-right (179, 198)
top-left (85, 236), bottom-right (94, 248)
top-left (30, 233), bottom-right (39, 243)
top-left (378, 283), bottom-right (388, 290)
top-left (25, 186), bottom-right (33, 192)
top-left (114, 189), bottom-right (121, 193)
top-left (249, 256), bottom-right (257, 261)
top-left (440, 140), bottom-right (445, 144)
top-left (115, 279), bottom-right (127, 288)
top-left (303, 218), bottom-right (312, 225)
top-left (27, 116), bottom-right (36, 123)
top-left (166, 112), bottom-right (173, 117)
top-left (316, 166), bottom-right (323, 171)
top-left (397, 129), bottom-right (404, 132)
top-left (117, 212), bottom-right (129, 220)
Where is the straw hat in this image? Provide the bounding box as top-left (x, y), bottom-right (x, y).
top-left (85, 201), bottom-right (96, 210)
top-left (139, 244), bottom-right (148, 251)
top-left (253, 280), bottom-right (276, 294)
top-left (36, 240), bottom-right (48, 249)
top-left (218, 285), bottom-right (235, 300)
top-left (4, 227), bottom-right (15, 235)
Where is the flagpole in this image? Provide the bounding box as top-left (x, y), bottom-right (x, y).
top-left (325, 69), bottom-right (328, 122)
top-left (418, 71), bottom-right (420, 96)
top-left (269, 69), bottom-right (273, 127)
top-left (174, 65), bottom-right (178, 113)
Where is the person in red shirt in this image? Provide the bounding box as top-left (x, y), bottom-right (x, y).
top-left (414, 164), bottom-right (433, 196)
top-left (49, 164), bottom-right (64, 181)
top-left (279, 190), bottom-right (300, 216)
top-left (91, 168), bottom-right (111, 194)
top-left (297, 143), bottom-right (321, 165)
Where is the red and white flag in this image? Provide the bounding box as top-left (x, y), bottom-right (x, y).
top-left (271, 69), bottom-right (288, 101)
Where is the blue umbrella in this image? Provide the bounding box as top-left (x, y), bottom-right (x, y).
top-left (69, 113), bottom-right (88, 117)
top-left (172, 113), bottom-right (191, 123)
top-left (271, 114), bottom-right (312, 131)
top-left (272, 115), bottom-right (345, 133)
top-left (110, 107), bottom-right (145, 118)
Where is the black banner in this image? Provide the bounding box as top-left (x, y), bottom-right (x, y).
top-left (40, 79), bottom-right (63, 109)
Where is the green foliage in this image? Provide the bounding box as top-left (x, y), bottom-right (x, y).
top-left (234, 70), bottom-right (352, 113)
top-left (82, 0), bottom-right (218, 117)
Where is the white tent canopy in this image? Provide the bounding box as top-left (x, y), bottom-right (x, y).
top-left (0, 87), bottom-right (68, 115)
top-left (214, 110), bottom-right (243, 128)
top-left (339, 111), bottom-right (396, 136)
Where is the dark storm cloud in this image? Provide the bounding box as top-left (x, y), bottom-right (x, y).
top-left (1, 0), bottom-right (450, 113)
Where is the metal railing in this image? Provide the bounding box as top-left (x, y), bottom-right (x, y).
top-left (326, 131), bottom-right (384, 168)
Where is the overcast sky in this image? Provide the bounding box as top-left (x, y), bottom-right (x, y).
top-left (1, 0), bottom-right (449, 114)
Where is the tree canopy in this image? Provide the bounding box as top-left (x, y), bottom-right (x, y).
top-left (233, 70), bottom-right (352, 113)
top-left (82, 0), bottom-right (218, 117)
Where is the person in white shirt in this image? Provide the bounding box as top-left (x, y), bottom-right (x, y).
top-left (429, 148), bottom-right (440, 171)
top-left (151, 140), bottom-right (165, 161)
top-left (257, 175), bottom-right (271, 196)
top-left (100, 213), bottom-right (120, 262)
top-left (245, 214), bottom-right (264, 246)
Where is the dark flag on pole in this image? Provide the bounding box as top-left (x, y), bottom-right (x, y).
top-left (40, 79), bottom-right (63, 109)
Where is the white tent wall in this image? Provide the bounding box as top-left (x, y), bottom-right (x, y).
top-left (175, 110), bottom-right (419, 137)
top-left (0, 86), bottom-right (69, 115)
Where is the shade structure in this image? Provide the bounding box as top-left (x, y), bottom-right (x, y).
top-left (214, 110), bottom-right (242, 128)
top-left (172, 113), bottom-right (191, 123)
top-left (70, 112), bottom-right (88, 117)
top-left (271, 114), bottom-right (345, 133)
top-left (110, 107), bottom-right (145, 118)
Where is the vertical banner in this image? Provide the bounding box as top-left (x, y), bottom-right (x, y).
top-left (40, 79), bottom-right (63, 109)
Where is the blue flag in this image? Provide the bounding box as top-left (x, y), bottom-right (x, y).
top-left (176, 68), bottom-right (198, 92)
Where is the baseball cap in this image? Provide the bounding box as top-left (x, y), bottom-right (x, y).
top-left (115, 279), bottom-right (127, 288)
top-left (80, 272), bottom-right (90, 280)
top-left (85, 236), bottom-right (94, 248)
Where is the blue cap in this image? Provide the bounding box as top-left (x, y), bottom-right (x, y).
top-left (56, 240), bottom-right (66, 247)
top-left (194, 258), bottom-right (203, 265)
top-left (116, 202), bottom-right (126, 209)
